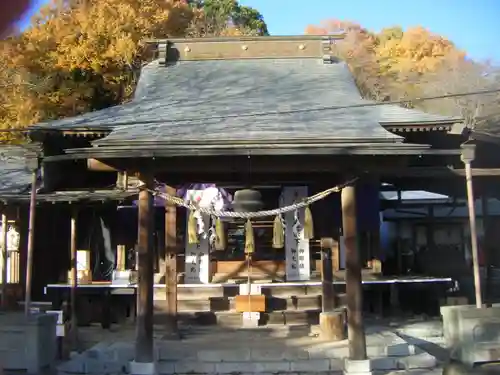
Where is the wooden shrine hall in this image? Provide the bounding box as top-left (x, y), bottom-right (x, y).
top-left (0, 35), bottom-right (496, 372)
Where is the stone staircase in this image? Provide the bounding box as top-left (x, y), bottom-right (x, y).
top-left (154, 283), bottom-right (347, 326)
top-left (58, 325), bottom-right (441, 375)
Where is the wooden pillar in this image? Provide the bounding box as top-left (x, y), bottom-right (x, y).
top-left (70, 207), bottom-right (78, 349)
top-left (1, 212), bottom-right (7, 307)
top-left (319, 237), bottom-right (345, 341)
top-left (164, 186), bottom-right (179, 338)
top-left (320, 238), bottom-right (335, 312)
top-left (24, 168), bottom-right (38, 316)
top-left (342, 183), bottom-right (367, 360)
top-left (134, 176), bottom-right (155, 365)
top-left (461, 144), bottom-right (482, 308)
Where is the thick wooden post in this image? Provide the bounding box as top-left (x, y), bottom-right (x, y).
top-left (70, 207), bottom-right (78, 349)
top-left (319, 237), bottom-right (345, 341)
top-left (461, 144), bottom-right (482, 308)
top-left (24, 168), bottom-right (38, 316)
top-left (164, 186), bottom-right (179, 338)
top-left (342, 183), bottom-right (367, 360)
top-left (134, 176), bottom-right (155, 367)
top-left (320, 238), bottom-right (335, 312)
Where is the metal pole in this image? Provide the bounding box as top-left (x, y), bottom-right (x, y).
top-left (1, 213), bottom-right (7, 308)
top-left (464, 161), bottom-right (483, 308)
top-left (24, 169), bottom-right (38, 316)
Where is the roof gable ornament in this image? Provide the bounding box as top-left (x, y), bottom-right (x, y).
top-left (153, 35), bottom-right (345, 65)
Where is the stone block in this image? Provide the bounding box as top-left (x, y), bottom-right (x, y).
top-left (0, 312), bottom-right (58, 373)
top-left (215, 361), bottom-right (258, 373)
top-left (129, 361), bottom-right (157, 375)
top-left (290, 359), bottom-right (331, 372)
top-left (343, 359), bottom-right (372, 374)
top-left (84, 358), bottom-right (105, 374)
top-left (251, 348), bottom-right (287, 361)
top-left (57, 355), bottom-right (86, 374)
top-left (308, 346), bottom-right (349, 359)
top-left (157, 347), bottom-right (195, 361)
top-left (330, 358), bottom-right (344, 371)
top-left (156, 361), bottom-right (174, 374)
top-left (385, 343), bottom-right (415, 356)
top-left (366, 346), bottom-right (384, 357)
top-left (283, 349), bottom-right (310, 360)
top-left (371, 357), bottom-right (399, 370)
top-left (109, 343), bottom-right (134, 364)
top-left (198, 348), bottom-right (251, 361)
top-left (175, 361), bottom-right (216, 373)
top-left (398, 353), bottom-right (437, 369)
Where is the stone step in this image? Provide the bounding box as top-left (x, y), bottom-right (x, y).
top-left (211, 272), bottom-right (286, 283)
top-left (166, 294), bottom-right (348, 312)
top-left (153, 309), bottom-right (323, 326)
top-left (175, 284), bottom-right (347, 300)
top-left (57, 343), bottom-right (437, 375)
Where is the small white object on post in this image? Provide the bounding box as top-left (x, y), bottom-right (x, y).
top-left (239, 283), bottom-right (262, 327)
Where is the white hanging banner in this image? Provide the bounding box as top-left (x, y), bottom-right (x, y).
top-left (184, 211), bottom-right (211, 284)
top-left (280, 186), bottom-right (311, 281)
top-left (183, 189), bottom-right (215, 284)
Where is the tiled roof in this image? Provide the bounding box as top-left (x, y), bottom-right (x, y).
top-left (33, 58), bottom-right (461, 146)
top-left (0, 146), bottom-right (33, 194)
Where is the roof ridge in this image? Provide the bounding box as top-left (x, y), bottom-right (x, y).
top-left (156, 35), bottom-right (342, 64)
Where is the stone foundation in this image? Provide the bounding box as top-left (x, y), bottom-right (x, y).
top-left (0, 312), bottom-right (58, 373)
top-left (58, 332), bottom-right (438, 375)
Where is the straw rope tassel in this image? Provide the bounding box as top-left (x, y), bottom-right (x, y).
top-left (214, 217), bottom-right (226, 250)
top-left (187, 210), bottom-right (199, 244)
top-left (303, 206), bottom-right (314, 240)
top-left (272, 215), bottom-right (284, 249)
top-left (244, 219), bottom-right (255, 254)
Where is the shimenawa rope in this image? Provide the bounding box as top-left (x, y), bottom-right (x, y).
top-left (141, 177), bottom-right (359, 219)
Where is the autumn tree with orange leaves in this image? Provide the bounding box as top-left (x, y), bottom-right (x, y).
top-left (0, 0), bottom-right (267, 142)
top-left (305, 19), bottom-right (500, 125)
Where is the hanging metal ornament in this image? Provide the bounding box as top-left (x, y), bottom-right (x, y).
top-left (232, 189), bottom-right (263, 213)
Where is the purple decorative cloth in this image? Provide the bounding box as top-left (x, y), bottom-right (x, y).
top-left (127, 182), bottom-right (232, 208)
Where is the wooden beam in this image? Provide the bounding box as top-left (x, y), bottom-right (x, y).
top-left (24, 169), bottom-right (38, 316)
top-left (87, 158), bottom-right (117, 172)
top-left (164, 186), bottom-right (179, 338)
top-left (381, 167), bottom-right (500, 177)
top-left (135, 175), bottom-right (155, 364)
top-left (342, 182), bottom-right (367, 360)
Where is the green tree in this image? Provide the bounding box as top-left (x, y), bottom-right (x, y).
top-left (187, 0), bottom-right (268, 36)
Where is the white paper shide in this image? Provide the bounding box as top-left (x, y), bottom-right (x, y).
top-left (281, 186), bottom-right (311, 281)
top-left (184, 188), bottom-right (225, 284)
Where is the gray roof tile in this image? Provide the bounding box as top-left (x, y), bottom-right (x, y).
top-left (34, 58), bottom-right (461, 145)
top-left (0, 146), bottom-right (33, 194)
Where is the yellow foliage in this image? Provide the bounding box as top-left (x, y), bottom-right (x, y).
top-left (305, 20), bottom-right (467, 102)
top-left (0, 0), bottom-right (261, 142)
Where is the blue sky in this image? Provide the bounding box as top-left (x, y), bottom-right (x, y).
top-left (21, 0), bottom-right (499, 62)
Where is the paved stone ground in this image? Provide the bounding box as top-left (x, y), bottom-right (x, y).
top-left (55, 317), bottom-right (450, 375)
